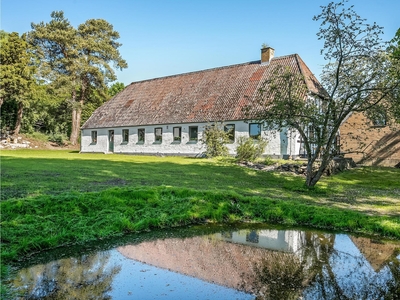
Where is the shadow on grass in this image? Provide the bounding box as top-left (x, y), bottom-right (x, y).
top-left (1, 154), bottom-right (312, 201)
top-left (1, 153), bottom-right (399, 218)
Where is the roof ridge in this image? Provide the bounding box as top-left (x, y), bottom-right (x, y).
top-left (294, 54), bottom-right (328, 98)
top-left (127, 61), bottom-right (259, 86)
top-left (294, 54), bottom-right (311, 77)
top-left (127, 54), bottom-right (299, 86)
top-left (271, 53), bottom-right (298, 61)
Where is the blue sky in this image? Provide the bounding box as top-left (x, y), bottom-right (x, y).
top-left (1, 0), bottom-right (399, 86)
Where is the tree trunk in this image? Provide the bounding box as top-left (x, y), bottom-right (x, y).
top-left (70, 105), bottom-right (82, 145)
top-left (13, 102), bottom-right (23, 136)
top-left (305, 155), bottom-right (332, 187)
top-left (69, 89), bottom-right (83, 146)
top-left (306, 170), bottom-right (323, 188)
top-left (305, 161), bottom-right (318, 187)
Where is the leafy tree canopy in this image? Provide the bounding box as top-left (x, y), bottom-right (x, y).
top-left (389, 28), bottom-right (400, 61)
top-left (253, 0), bottom-right (399, 187)
top-left (0, 31), bottom-right (36, 135)
top-left (27, 11), bottom-right (127, 144)
top-left (108, 82), bottom-right (125, 97)
top-left (386, 28), bottom-right (400, 120)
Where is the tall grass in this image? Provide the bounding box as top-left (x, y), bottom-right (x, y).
top-left (2, 186), bottom-right (399, 264)
top-left (1, 150), bottom-right (400, 264)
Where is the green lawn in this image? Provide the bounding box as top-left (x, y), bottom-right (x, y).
top-left (1, 150), bottom-right (400, 265)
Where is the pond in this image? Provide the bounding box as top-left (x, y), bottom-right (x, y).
top-left (6, 224), bottom-right (400, 299)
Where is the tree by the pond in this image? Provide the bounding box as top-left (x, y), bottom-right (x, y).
top-left (0, 31), bottom-right (36, 135)
top-left (27, 11), bottom-right (127, 145)
top-left (253, 0), bottom-right (400, 187)
top-left (386, 28), bottom-right (400, 119)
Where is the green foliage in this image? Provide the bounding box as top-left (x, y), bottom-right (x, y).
top-left (1, 185), bottom-right (399, 264)
top-left (108, 82), bottom-right (125, 97)
top-left (21, 83), bottom-right (71, 135)
top-left (81, 88), bottom-right (109, 125)
top-left (236, 136), bottom-right (267, 162)
top-left (48, 132), bottom-right (68, 146)
top-left (0, 100), bottom-right (17, 132)
top-left (1, 150), bottom-right (399, 276)
top-left (25, 131), bottom-right (50, 142)
top-left (202, 122), bottom-right (230, 158)
top-left (0, 264), bottom-right (11, 300)
top-left (253, 1), bottom-right (399, 187)
top-left (27, 11), bottom-right (128, 144)
top-left (0, 32), bottom-right (35, 103)
top-left (264, 155), bottom-right (275, 166)
top-left (387, 28), bottom-right (400, 121)
top-left (0, 31), bottom-right (36, 134)
top-left (389, 28), bottom-right (400, 61)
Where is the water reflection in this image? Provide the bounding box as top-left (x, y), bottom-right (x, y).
top-left (8, 226), bottom-right (400, 299)
top-left (11, 252), bottom-right (120, 299)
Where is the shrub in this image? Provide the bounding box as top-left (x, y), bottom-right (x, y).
top-left (264, 155), bottom-right (275, 166)
top-left (48, 133), bottom-right (68, 146)
top-left (236, 136), bottom-right (267, 162)
top-left (202, 122), bottom-right (230, 158)
top-left (25, 131), bottom-right (49, 142)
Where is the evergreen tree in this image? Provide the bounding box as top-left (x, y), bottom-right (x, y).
top-left (27, 11), bottom-right (127, 144)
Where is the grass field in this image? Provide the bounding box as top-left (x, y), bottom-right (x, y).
top-left (1, 150), bottom-right (400, 265)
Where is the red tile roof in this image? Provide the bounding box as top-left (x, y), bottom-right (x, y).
top-left (82, 54), bottom-right (325, 129)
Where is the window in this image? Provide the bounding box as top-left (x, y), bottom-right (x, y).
top-left (246, 231), bottom-right (259, 244)
top-left (91, 131), bottom-right (97, 144)
top-left (138, 129), bottom-right (145, 143)
top-left (189, 126), bottom-right (198, 141)
top-left (173, 127), bottom-right (181, 142)
top-left (122, 129), bottom-right (129, 143)
top-left (249, 123), bottom-right (261, 139)
top-left (224, 124), bottom-right (235, 143)
top-left (154, 127), bottom-right (162, 143)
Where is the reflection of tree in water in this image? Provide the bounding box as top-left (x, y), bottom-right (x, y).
top-left (386, 252), bottom-right (400, 297)
top-left (242, 232), bottom-right (400, 299)
top-left (306, 250), bottom-right (400, 299)
top-left (11, 251), bottom-right (121, 299)
top-left (240, 232), bottom-right (335, 299)
top-left (241, 251), bottom-right (305, 299)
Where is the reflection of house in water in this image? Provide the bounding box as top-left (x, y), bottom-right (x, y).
top-left (117, 229), bottom-right (331, 293)
top-left (217, 229), bottom-right (305, 254)
top-left (350, 236), bottom-right (399, 272)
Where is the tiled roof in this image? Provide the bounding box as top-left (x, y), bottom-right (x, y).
top-left (82, 54), bottom-right (325, 129)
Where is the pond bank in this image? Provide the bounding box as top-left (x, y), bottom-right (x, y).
top-left (1, 151), bottom-right (399, 298)
top-left (6, 224), bottom-right (400, 299)
top-left (2, 185), bottom-right (399, 265)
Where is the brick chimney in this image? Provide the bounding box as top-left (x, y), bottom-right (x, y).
top-left (261, 47), bottom-right (274, 64)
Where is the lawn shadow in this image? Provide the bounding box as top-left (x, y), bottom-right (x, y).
top-left (1, 154), bottom-right (308, 202)
top-left (2, 153), bottom-right (398, 219)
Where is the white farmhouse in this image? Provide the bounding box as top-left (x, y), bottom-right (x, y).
top-left (80, 48), bottom-right (325, 157)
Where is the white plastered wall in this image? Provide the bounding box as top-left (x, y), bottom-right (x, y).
top-left (81, 121), bottom-right (299, 157)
